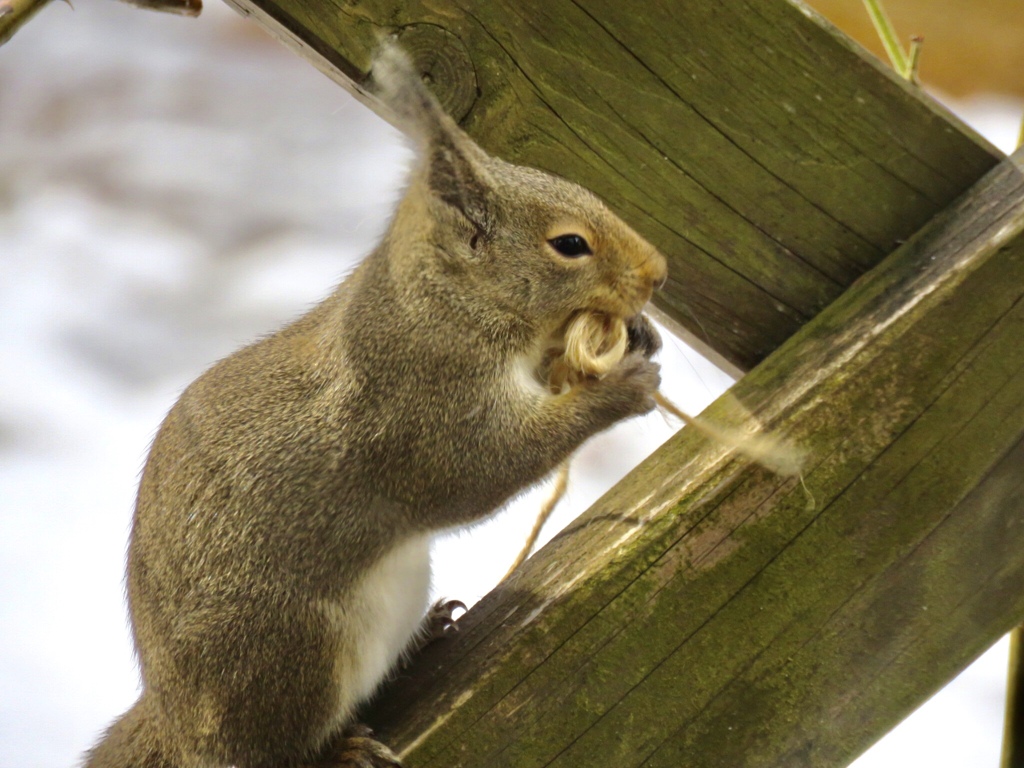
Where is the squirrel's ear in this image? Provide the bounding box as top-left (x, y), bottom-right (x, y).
top-left (369, 42), bottom-right (493, 228)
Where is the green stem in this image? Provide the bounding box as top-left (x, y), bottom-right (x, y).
top-left (862, 0), bottom-right (909, 78)
top-left (1004, 627), bottom-right (1024, 768)
top-left (907, 35), bottom-right (924, 84)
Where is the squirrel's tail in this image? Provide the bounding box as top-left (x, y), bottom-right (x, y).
top-left (84, 693), bottom-right (176, 768)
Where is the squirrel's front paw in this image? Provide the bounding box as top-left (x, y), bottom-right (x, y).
top-left (585, 352), bottom-right (660, 423)
top-left (627, 314), bottom-right (661, 359)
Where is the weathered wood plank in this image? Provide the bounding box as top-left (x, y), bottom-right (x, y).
top-left (222, 0), bottom-right (1001, 370)
top-left (0, 0), bottom-right (53, 44)
top-left (361, 150), bottom-right (1024, 767)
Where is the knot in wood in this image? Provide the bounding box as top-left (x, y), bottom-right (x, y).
top-left (393, 23), bottom-right (478, 123)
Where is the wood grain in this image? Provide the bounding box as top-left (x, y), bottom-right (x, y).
top-left (221, 0), bottom-right (1002, 370)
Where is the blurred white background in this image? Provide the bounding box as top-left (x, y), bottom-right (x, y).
top-left (0, 2), bottom-right (1019, 766)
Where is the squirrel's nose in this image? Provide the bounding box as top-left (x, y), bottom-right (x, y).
top-left (648, 250), bottom-right (668, 292)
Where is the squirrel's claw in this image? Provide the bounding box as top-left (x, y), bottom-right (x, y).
top-left (399, 599), bottom-right (468, 668)
top-left (423, 598), bottom-right (467, 640)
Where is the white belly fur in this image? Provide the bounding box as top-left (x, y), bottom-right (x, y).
top-left (321, 533), bottom-right (432, 728)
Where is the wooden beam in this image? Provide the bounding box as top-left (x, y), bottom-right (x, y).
top-left (222, 0), bottom-right (1001, 370)
top-left (0, 0), bottom-right (54, 45)
top-left (361, 149), bottom-right (1024, 767)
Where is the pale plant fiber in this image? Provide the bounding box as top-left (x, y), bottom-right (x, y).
top-left (543, 312), bottom-right (629, 394)
top-left (509, 310), bottom-right (808, 575)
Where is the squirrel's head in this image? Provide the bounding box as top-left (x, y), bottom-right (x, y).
top-left (369, 43), bottom-right (667, 346)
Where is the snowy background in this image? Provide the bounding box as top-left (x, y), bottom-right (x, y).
top-left (0, 2), bottom-right (1019, 766)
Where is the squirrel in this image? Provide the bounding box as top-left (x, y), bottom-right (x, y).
top-left (85, 42), bottom-right (667, 768)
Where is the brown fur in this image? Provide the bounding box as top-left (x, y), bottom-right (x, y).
top-left (86, 44), bottom-right (667, 768)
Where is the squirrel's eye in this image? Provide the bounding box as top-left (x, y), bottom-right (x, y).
top-left (548, 234), bottom-right (592, 258)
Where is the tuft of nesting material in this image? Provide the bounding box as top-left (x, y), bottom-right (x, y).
top-left (652, 392), bottom-right (806, 477)
top-left (542, 309), bottom-right (805, 478)
top-left (542, 311), bottom-right (628, 394)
